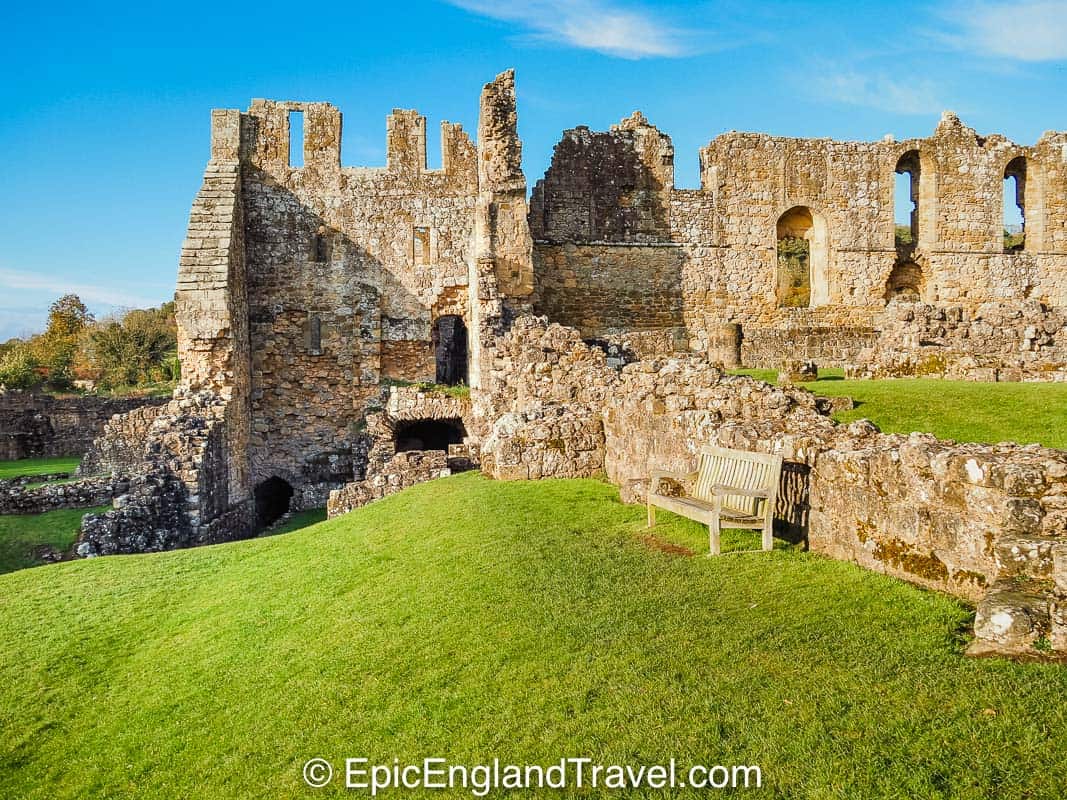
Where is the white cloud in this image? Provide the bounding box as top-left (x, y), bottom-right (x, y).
top-left (810, 71), bottom-right (946, 116)
top-left (0, 267), bottom-right (163, 311)
top-left (943, 1), bottom-right (1067, 61)
top-left (446, 0), bottom-right (694, 58)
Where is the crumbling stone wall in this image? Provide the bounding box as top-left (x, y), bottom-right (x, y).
top-left (326, 450), bottom-right (453, 517)
top-left (0, 475), bottom-right (120, 515)
top-left (531, 109), bottom-right (1067, 369)
top-left (78, 402), bottom-right (167, 476)
top-left (480, 316), bottom-right (1067, 657)
top-left (853, 301), bottom-right (1067, 381)
top-left (0, 392), bottom-right (168, 462)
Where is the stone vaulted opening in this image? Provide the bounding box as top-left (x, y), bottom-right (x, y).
top-left (394, 418), bottom-right (466, 452)
top-left (433, 315), bottom-right (468, 386)
top-left (254, 476), bottom-right (294, 528)
top-left (776, 206), bottom-right (829, 308)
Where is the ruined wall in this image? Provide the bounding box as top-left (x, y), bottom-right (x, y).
top-left (480, 317), bottom-right (1067, 656)
top-left (238, 99), bottom-right (478, 490)
top-left (79, 402), bottom-right (168, 477)
top-left (854, 301), bottom-right (1067, 381)
top-left (0, 392), bottom-right (169, 462)
top-left (531, 110), bottom-right (1067, 369)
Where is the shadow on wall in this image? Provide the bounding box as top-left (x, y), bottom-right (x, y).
top-left (395, 418), bottom-right (466, 452)
top-left (776, 461), bottom-right (810, 546)
top-left (242, 168), bottom-right (467, 489)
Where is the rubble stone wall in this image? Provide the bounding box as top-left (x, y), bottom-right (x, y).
top-left (530, 109), bottom-right (1067, 370)
top-left (0, 392), bottom-right (168, 462)
top-left (0, 475), bottom-right (120, 515)
top-left (79, 403), bottom-right (168, 477)
top-left (326, 450), bottom-right (452, 517)
top-left (854, 301), bottom-right (1067, 381)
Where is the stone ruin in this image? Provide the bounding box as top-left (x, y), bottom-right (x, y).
top-left (71, 70), bottom-right (1067, 659)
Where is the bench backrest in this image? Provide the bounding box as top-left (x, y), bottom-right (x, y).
top-left (693, 446), bottom-right (783, 518)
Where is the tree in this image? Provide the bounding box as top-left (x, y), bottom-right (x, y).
top-left (0, 342), bottom-right (41, 390)
top-left (84, 301), bottom-right (178, 389)
top-left (33, 294), bottom-right (93, 387)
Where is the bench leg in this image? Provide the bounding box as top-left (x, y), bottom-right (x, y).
top-left (647, 502), bottom-right (655, 528)
top-left (708, 515), bottom-right (721, 556)
top-left (762, 518), bottom-right (773, 551)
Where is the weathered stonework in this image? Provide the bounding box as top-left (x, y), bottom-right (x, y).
top-left (0, 391), bottom-right (167, 462)
top-left (83, 69), bottom-right (1067, 663)
top-left (0, 475), bottom-right (121, 515)
top-left (853, 301), bottom-right (1067, 381)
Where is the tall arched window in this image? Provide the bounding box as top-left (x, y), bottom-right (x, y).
top-left (776, 206), bottom-right (829, 308)
top-left (1004, 157), bottom-right (1026, 253)
top-left (895, 151), bottom-right (920, 247)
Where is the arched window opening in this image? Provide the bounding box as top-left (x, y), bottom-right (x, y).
top-left (776, 206), bottom-right (829, 308)
top-left (394, 418), bottom-right (466, 452)
top-left (895, 151), bottom-right (920, 248)
top-left (254, 477), bottom-right (294, 528)
top-left (432, 315), bottom-right (468, 386)
top-left (885, 261), bottom-right (924, 303)
top-left (1004, 157), bottom-right (1026, 253)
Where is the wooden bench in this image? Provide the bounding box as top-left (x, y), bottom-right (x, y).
top-left (646, 446), bottom-right (783, 555)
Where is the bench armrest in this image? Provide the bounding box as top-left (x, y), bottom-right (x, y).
top-left (711, 484), bottom-right (771, 498)
top-left (649, 469), bottom-right (697, 495)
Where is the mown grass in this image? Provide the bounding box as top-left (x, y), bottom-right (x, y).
top-left (0, 506), bottom-right (106, 574)
top-left (732, 368), bottom-right (1067, 448)
top-left (0, 456), bottom-right (80, 480)
top-left (2, 473), bottom-right (1066, 799)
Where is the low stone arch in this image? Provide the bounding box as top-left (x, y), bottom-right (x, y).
top-left (885, 260), bottom-right (925, 303)
top-left (774, 205), bottom-right (830, 308)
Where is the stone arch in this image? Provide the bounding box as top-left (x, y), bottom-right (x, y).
top-left (394, 417), bottom-right (467, 452)
top-left (775, 205), bottom-right (829, 308)
top-left (254, 476), bottom-right (294, 528)
top-left (885, 260), bottom-right (925, 303)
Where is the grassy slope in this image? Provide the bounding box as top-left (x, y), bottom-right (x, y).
top-left (2, 473), bottom-right (1066, 799)
top-left (733, 369), bottom-right (1067, 448)
top-left (0, 456), bottom-right (80, 480)
top-left (0, 506), bottom-right (106, 574)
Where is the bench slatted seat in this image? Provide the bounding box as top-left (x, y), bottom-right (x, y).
top-left (646, 446), bottom-right (783, 555)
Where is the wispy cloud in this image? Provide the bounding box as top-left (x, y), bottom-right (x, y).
top-left (940, 1), bottom-right (1067, 61)
top-left (446, 0), bottom-right (696, 58)
top-left (0, 267), bottom-right (164, 311)
top-left (809, 70), bottom-right (946, 116)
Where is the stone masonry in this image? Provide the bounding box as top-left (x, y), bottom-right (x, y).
top-left (79, 70), bottom-right (1067, 661)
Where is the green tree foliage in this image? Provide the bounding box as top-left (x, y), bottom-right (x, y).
top-left (33, 294), bottom-right (93, 387)
top-left (0, 341), bottom-right (41, 390)
top-left (84, 301), bottom-right (178, 390)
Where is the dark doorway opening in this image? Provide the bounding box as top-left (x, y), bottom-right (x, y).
top-left (394, 418), bottom-right (466, 452)
top-left (254, 477), bottom-right (294, 528)
top-left (433, 315), bottom-right (468, 386)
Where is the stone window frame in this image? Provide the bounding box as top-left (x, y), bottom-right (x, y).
top-left (773, 203), bottom-right (831, 309)
top-left (1002, 155), bottom-right (1029, 255)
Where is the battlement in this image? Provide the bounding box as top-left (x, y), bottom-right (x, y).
top-left (209, 99), bottom-right (476, 177)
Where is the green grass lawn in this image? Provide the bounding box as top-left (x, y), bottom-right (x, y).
top-left (2, 473), bottom-right (1066, 799)
top-left (733, 368), bottom-right (1067, 448)
top-left (0, 506), bottom-right (107, 574)
top-left (0, 456), bottom-right (80, 480)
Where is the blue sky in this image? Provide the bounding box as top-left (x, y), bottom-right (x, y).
top-left (2, 0), bottom-right (1065, 339)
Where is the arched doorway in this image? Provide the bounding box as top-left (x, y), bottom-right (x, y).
top-left (433, 315), bottom-right (468, 386)
top-left (394, 418), bottom-right (467, 452)
top-left (776, 206), bottom-right (829, 308)
top-left (254, 477), bottom-right (294, 528)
